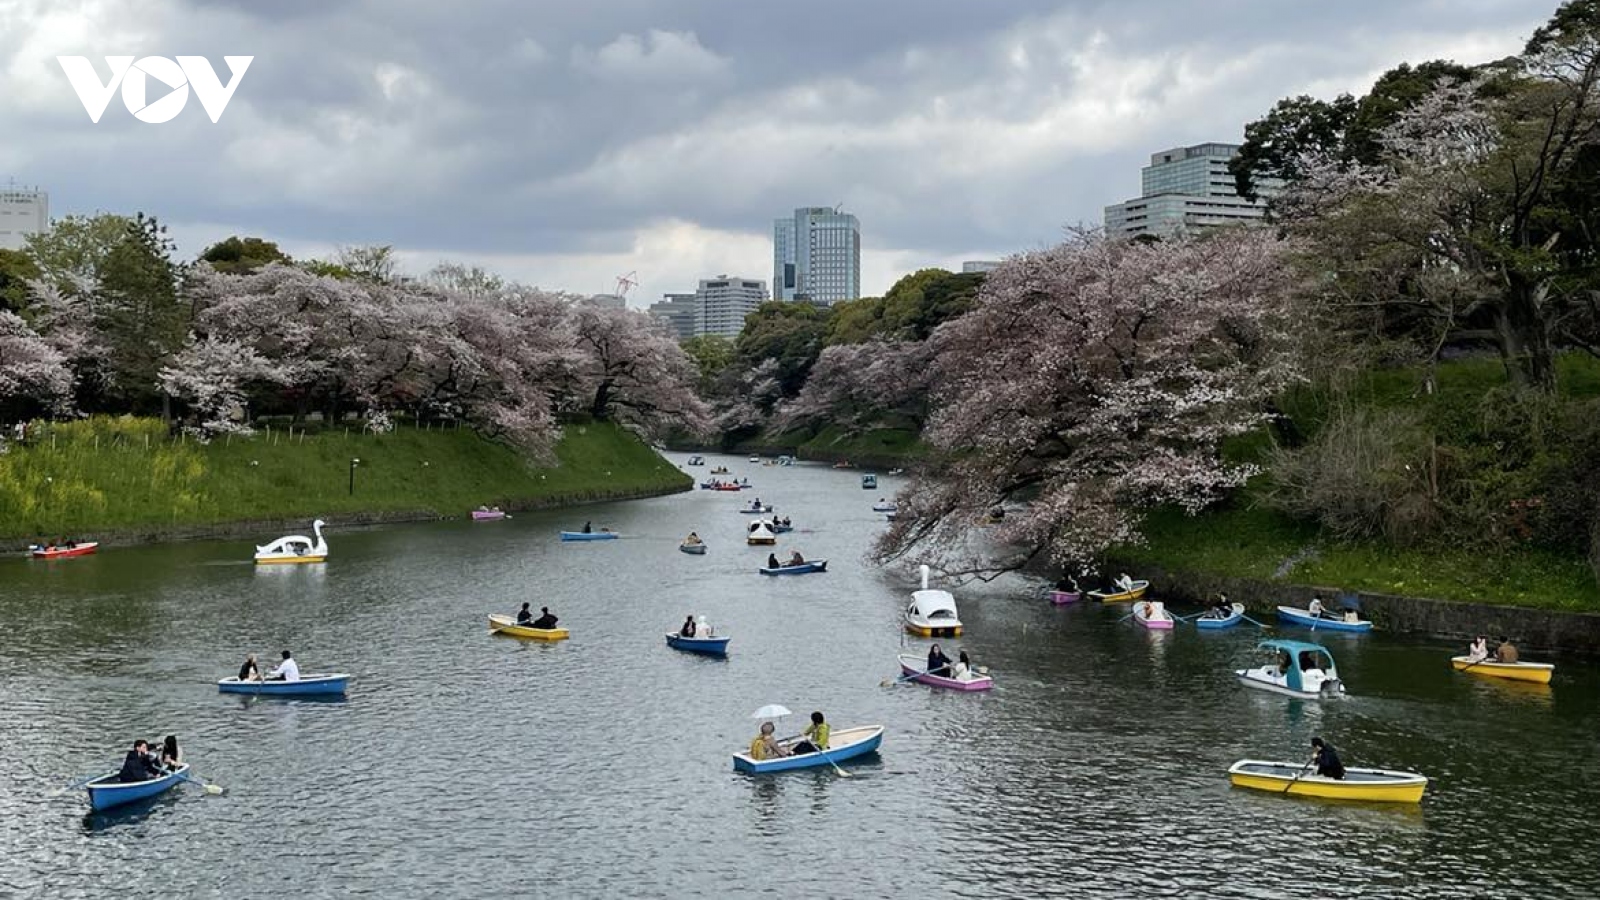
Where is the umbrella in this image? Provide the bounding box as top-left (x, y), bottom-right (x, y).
top-left (750, 704), bottom-right (791, 720)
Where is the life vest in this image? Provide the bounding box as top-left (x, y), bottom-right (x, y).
top-left (809, 723), bottom-right (830, 749)
top-left (749, 736), bottom-right (768, 760)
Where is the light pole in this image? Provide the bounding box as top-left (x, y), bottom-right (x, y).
top-left (349, 458), bottom-right (360, 495)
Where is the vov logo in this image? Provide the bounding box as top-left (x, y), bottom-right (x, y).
top-left (57, 56), bottom-right (253, 123)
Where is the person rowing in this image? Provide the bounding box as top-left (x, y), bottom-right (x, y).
top-left (680, 615), bottom-right (697, 638)
top-left (927, 644), bottom-right (952, 677)
top-left (1207, 593), bottom-right (1233, 618)
top-left (517, 602), bottom-right (536, 626)
top-left (787, 550), bottom-right (805, 566)
top-left (767, 553), bottom-right (780, 569)
top-left (1310, 736), bottom-right (1345, 780)
top-left (267, 649), bottom-right (300, 682)
top-left (117, 739), bottom-right (163, 783)
top-left (683, 532), bottom-right (702, 545)
top-left (530, 607), bottom-right (558, 629)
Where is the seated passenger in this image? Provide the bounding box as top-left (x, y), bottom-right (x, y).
top-left (788, 551), bottom-right (805, 566)
top-left (750, 721), bottom-right (791, 760)
top-left (237, 654), bottom-right (261, 682)
top-left (791, 711), bottom-right (830, 755)
top-left (767, 553), bottom-right (780, 569)
top-left (530, 607), bottom-right (559, 629)
top-left (1467, 635), bottom-right (1489, 663)
top-left (118, 739), bottom-right (162, 783)
top-left (1495, 639), bottom-right (1519, 663)
top-left (927, 644), bottom-right (952, 677)
top-left (681, 615), bottom-right (697, 638)
top-left (516, 602), bottom-right (535, 625)
top-left (268, 650), bottom-right (300, 682)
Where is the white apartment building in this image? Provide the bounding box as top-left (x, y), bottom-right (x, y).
top-left (0, 186), bottom-right (48, 251)
top-left (694, 276), bottom-right (768, 338)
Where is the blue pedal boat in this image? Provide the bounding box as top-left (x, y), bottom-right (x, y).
top-left (666, 632), bottom-right (731, 656)
top-left (560, 531), bottom-right (619, 542)
top-left (733, 725), bottom-right (883, 773)
top-left (1196, 603), bottom-right (1245, 630)
top-left (217, 674), bottom-right (351, 696)
top-left (1276, 605), bottom-right (1373, 633)
top-left (85, 764), bottom-right (189, 811)
top-left (758, 560), bottom-right (828, 576)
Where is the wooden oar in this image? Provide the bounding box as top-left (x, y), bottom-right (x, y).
top-left (883, 668), bottom-right (932, 686)
top-left (813, 746), bottom-right (851, 779)
top-left (176, 771), bottom-right (225, 795)
top-left (55, 772), bottom-right (105, 796)
top-left (1282, 760), bottom-right (1314, 794)
top-left (1241, 614), bottom-right (1270, 629)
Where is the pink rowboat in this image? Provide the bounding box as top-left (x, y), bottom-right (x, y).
top-left (896, 654), bottom-right (993, 692)
top-left (1049, 590), bottom-right (1080, 605)
top-left (471, 509), bottom-right (507, 521)
top-left (1133, 600), bottom-right (1175, 630)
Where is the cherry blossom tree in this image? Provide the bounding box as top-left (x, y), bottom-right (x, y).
top-left (158, 336), bottom-right (289, 438)
top-left (0, 310), bottom-right (74, 421)
top-left (569, 303), bottom-right (711, 438)
top-left (873, 229), bottom-right (1305, 578)
top-left (777, 339), bottom-right (936, 432)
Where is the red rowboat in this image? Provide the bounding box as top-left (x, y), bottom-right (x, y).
top-left (30, 542), bottom-right (99, 559)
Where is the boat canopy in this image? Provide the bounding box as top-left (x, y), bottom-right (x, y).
top-left (1256, 639), bottom-right (1337, 693)
top-left (909, 588), bottom-right (959, 620)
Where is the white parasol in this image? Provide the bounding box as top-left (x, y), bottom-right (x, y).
top-left (750, 704), bottom-right (792, 720)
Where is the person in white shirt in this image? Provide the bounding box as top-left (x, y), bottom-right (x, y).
top-left (1467, 635), bottom-right (1489, 663)
top-left (1115, 573), bottom-right (1134, 593)
top-left (1308, 597), bottom-right (1326, 618)
top-left (268, 649), bottom-right (301, 682)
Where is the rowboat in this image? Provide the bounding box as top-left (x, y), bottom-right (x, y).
top-left (1088, 580), bottom-right (1149, 602)
top-left (1450, 655), bottom-right (1554, 684)
top-left (1276, 605), bottom-right (1373, 633)
top-left (896, 653), bottom-right (992, 691)
top-left (488, 614), bottom-right (570, 640)
top-left (732, 725), bottom-right (884, 773)
top-left (871, 501), bottom-right (897, 513)
top-left (759, 560), bottom-right (828, 575)
top-left (1227, 760), bottom-right (1428, 803)
top-left (686, 455), bottom-right (705, 466)
top-left (667, 632), bottom-right (730, 656)
top-left (1048, 589), bottom-right (1080, 605)
top-left (29, 541), bottom-right (100, 559)
top-left (770, 522), bottom-right (794, 534)
top-left (679, 542), bottom-right (707, 555)
top-left (749, 455), bottom-right (760, 463)
top-left (560, 531), bottom-right (618, 541)
top-left (470, 508), bottom-right (507, 521)
top-left (1237, 639), bottom-right (1344, 699)
top-left (710, 466), bottom-right (730, 474)
top-left (254, 519), bottom-right (328, 564)
top-left (738, 505), bottom-right (773, 514)
top-left (904, 565), bottom-right (961, 637)
top-left (85, 763), bottom-right (190, 811)
top-left (1196, 602), bottom-right (1246, 630)
top-left (714, 484), bottom-right (743, 492)
top-left (217, 674), bottom-right (350, 695)
top-left (1132, 600), bottom-right (1174, 630)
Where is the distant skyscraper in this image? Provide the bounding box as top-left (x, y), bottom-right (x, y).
top-left (584, 293), bottom-right (627, 309)
top-left (0, 185), bottom-right (48, 251)
top-left (1103, 143), bottom-right (1275, 239)
top-left (961, 260), bottom-right (1001, 273)
top-left (647, 293), bottom-right (697, 340)
top-left (695, 276), bottom-right (768, 338)
top-left (772, 206), bottom-right (860, 305)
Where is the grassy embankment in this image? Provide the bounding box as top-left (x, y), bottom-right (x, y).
top-left (0, 417), bottom-right (690, 541)
top-left (1119, 355), bottom-right (1600, 612)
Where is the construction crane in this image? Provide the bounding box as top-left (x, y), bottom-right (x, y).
top-left (614, 271), bottom-right (640, 298)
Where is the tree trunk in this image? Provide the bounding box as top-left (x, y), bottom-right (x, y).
top-left (1494, 276), bottom-right (1556, 392)
top-left (591, 380), bottom-right (613, 420)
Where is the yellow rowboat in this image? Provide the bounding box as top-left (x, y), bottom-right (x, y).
top-left (255, 554), bottom-right (327, 565)
top-left (1087, 580), bottom-right (1149, 603)
top-left (1228, 760), bottom-right (1427, 803)
top-left (1450, 655), bottom-right (1553, 684)
top-left (488, 614), bottom-right (570, 641)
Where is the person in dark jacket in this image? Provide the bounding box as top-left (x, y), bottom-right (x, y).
top-left (680, 615), bottom-right (697, 637)
top-left (530, 607), bottom-right (558, 629)
top-left (1310, 736), bottom-right (1345, 779)
top-left (118, 739), bottom-right (162, 783)
top-left (927, 644), bottom-right (952, 677)
top-left (516, 602), bottom-right (535, 625)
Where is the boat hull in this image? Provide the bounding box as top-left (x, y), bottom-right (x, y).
top-left (86, 764), bottom-right (190, 811)
top-left (737, 507), bottom-right (773, 514)
top-left (666, 633), bottom-right (730, 656)
top-left (1088, 581), bottom-right (1149, 603)
top-left (1276, 606), bottom-right (1373, 633)
top-left (758, 561), bottom-right (827, 575)
top-left (218, 674), bottom-right (350, 695)
top-left (1450, 655), bottom-right (1553, 684)
top-left (488, 614), bottom-right (570, 640)
top-left (30, 542), bottom-right (100, 559)
top-left (679, 543), bottom-right (707, 555)
top-left (746, 537), bottom-right (776, 546)
top-left (254, 554), bottom-right (327, 565)
top-left (904, 620), bottom-right (963, 638)
top-left (471, 511), bottom-right (506, 521)
top-left (1228, 760), bottom-right (1427, 803)
top-left (1196, 605), bottom-right (1245, 630)
top-left (897, 655), bottom-right (991, 691)
top-left (1236, 671), bottom-right (1341, 700)
top-left (1048, 590), bottom-right (1080, 605)
top-left (733, 725), bottom-right (883, 773)
top-left (559, 532), bottom-right (618, 542)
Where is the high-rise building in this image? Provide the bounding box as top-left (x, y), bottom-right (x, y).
top-left (0, 185), bottom-right (48, 251)
top-left (961, 260), bottom-right (1001, 273)
top-left (772, 206), bottom-right (860, 305)
top-left (1102, 143), bottom-right (1275, 239)
top-left (694, 276), bottom-right (768, 338)
top-left (584, 293), bottom-right (627, 309)
top-left (647, 293), bottom-right (697, 340)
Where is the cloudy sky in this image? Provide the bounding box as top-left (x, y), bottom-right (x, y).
top-left (0, 0), bottom-right (1553, 303)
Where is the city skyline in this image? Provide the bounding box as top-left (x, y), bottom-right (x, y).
top-left (0, 1), bottom-right (1550, 305)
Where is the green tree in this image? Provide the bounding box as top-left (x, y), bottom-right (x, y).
top-left (824, 296), bottom-right (885, 345)
top-left (735, 301), bottom-right (830, 397)
top-left (680, 334), bottom-right (736, 385)
top-left (880, 268), bottom-right (983, 340)
top-left (200, 235), bottom-right (291, 273)
top-left (95, 213), bottom-right (187, 414)
top-left (23, 213), bottom-right (132, 285)
top-left (0, 248), bottom-right (41, 313)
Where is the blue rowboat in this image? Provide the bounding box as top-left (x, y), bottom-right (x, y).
top-left (733, 725), bottom-right (883, 773)
top-left (1196, 603), bottom-right (1245, 630)
top-left (560, 531), bottom-right (619, 541)
top-left (679, 543), bottom-right (707, 555)
top-left (85, 764), bottom-right (189, 811)
top-left (666, 632), bottom-right (730, 656)
top-left (758, 560), bottom-right (828, 576)
top-left (1276, 605), bottom-right (1373, 633)
top-left (770, 523), bottom-right (794, 534)
top-left (217, 674), bottom-right (350, 695)
top-left (737, 506), bottom-right (772, 514)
